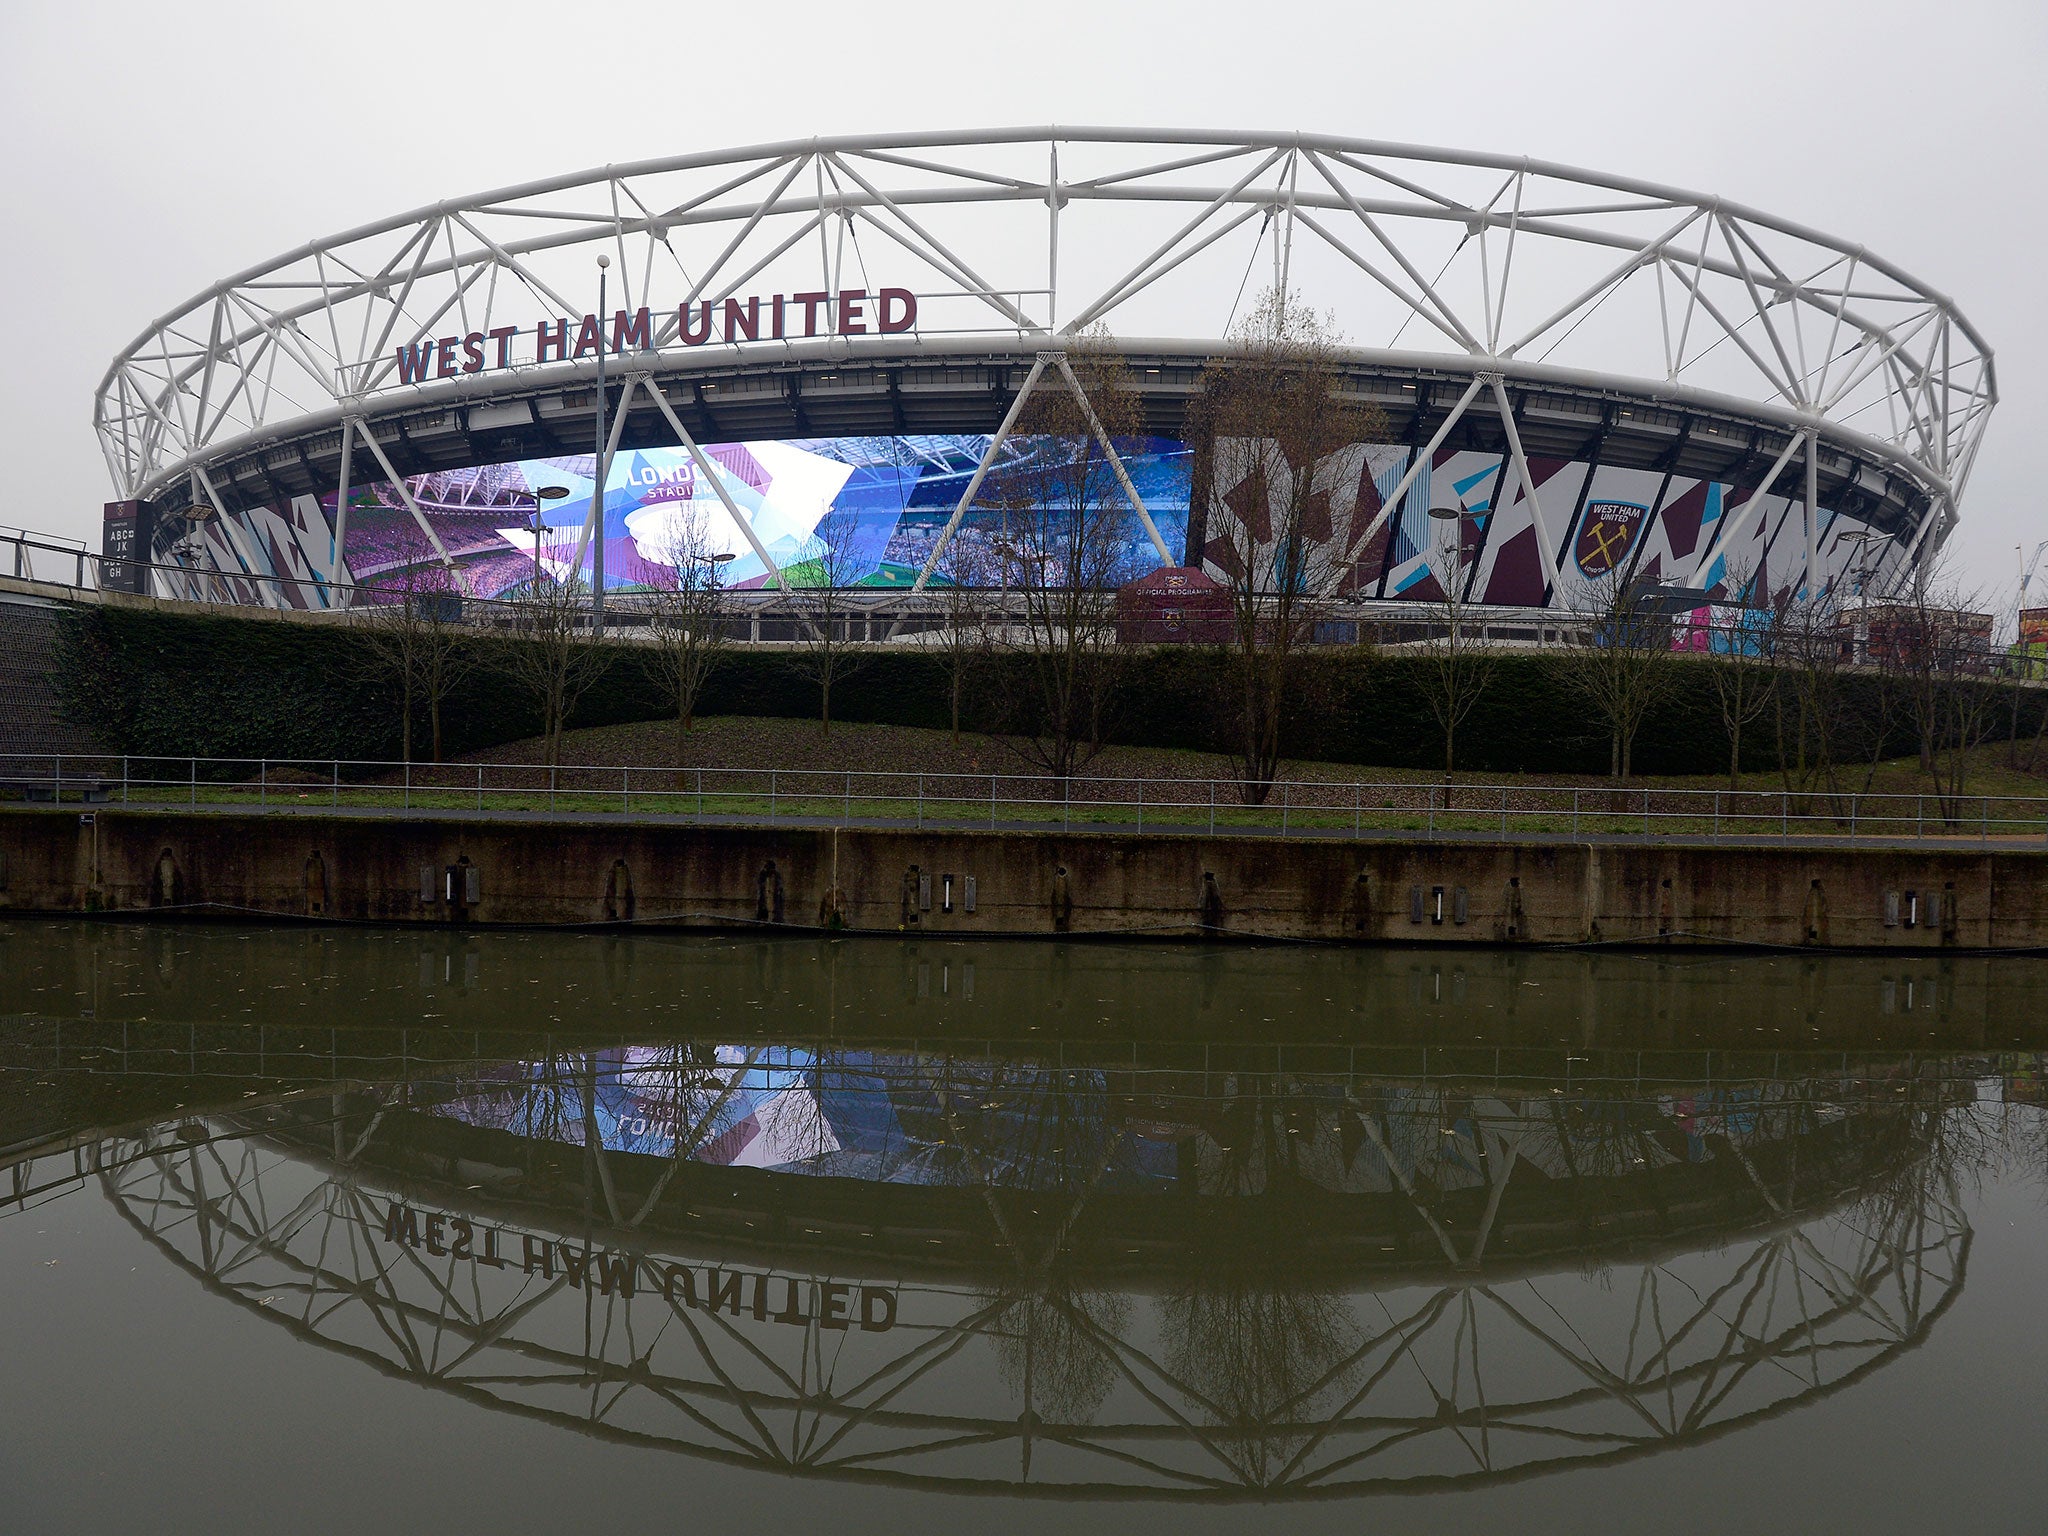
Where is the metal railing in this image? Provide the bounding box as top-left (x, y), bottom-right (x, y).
top-left (0, 529), bottom-right (1566, 647)
top-left (4, 527), bottom-right (99, 591)
top-left (5, 753), bottom-right (2046, 844)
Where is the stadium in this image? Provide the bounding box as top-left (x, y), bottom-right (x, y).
top-left (91, 129), bottom-right (1996, 631)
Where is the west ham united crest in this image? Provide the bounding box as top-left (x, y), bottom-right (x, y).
top-left (1574, 500), bottom-right (1649, 576)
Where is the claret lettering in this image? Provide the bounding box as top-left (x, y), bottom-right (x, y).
top-left (376, 1201), bottom-right (898, 1332)
top-left (390, 287), bottom-right (918, 384)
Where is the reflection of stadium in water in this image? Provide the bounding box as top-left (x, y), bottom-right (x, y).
top-left (53, 1035), bottom-right (1986, 1500)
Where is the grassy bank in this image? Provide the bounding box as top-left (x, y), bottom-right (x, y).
top-left (458, 714), bottom-right (2048, 800)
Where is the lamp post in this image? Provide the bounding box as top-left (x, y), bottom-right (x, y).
top-left (592, 254), bottom-right (610, 634)
top-left (1426, 503), bottom-right (1483, 614)
top-left (1840, 531), bottom-right (1893, 601)
top-left (176, 502), bottom-right (219, 604)
top-left (520, 483), bottom-right (570, 593)
top-left (680, 548), bottom-right (736, 590)
top-left (1838, 530), bottom-right (1894, 664)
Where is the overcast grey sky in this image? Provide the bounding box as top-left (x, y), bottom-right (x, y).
top-left (3, 0), bottom-right (2040, 602)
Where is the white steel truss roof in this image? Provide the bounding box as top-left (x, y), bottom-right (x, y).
top-left (95, 128), bottom-right (1995, 548)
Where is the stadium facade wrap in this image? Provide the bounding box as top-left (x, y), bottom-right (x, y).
top-left (92, 130), bottom-right (1996, 619)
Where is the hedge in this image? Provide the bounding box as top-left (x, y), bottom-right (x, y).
top-left (51, 604), bottom-right (2046, 777)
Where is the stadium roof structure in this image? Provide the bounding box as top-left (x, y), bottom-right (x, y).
top-left (93, 129), bottom-right (1995, 605)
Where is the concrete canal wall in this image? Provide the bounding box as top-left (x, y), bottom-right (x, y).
top-left (5, 807), bottom-right (2048, 951)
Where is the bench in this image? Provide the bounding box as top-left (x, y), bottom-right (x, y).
top-left (0, 775), bottom-right (112, 804)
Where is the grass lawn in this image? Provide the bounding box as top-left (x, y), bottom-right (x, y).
top-left (51, 715), bottom-right (2048, 836)
top-left (451, 713), bottom-right (2048, 800)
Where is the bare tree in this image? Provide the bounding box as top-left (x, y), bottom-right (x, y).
top-left (1184, 292), bottom-right (1382, 802)
top-left (1874, 570), bottom-right (2001, 818)
top-left (1773, 591), bottom-right (1851, 801)
top-left (1771, 584), bottom-right (1913, 814)
top-left (1413, 511), bottom-right (1499, 777)
top-left (783, 501), bottom-right (870, 735)
top-left (1702, 566), bottom-right (1783, 790)
top-left (353, 525), bottom-right (476, 763)
top-left (1551, 569), bottom-right (1682, 780)
top-left (987, 1286), bottom-right (1129, 1427)
top-left (641, 504), bottom-right (732, 759)
top-left (927, 534), bottom-right (997, 740)
top-left (983, 344), bottom-right (1145, 781)
top-left (498, 555), bottom-right (610, 766)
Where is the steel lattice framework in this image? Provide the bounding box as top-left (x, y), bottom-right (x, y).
top-left (94, 130), bottom-right (1994, 605)
top-left (78, 1058), bottom-right (1972, 1500)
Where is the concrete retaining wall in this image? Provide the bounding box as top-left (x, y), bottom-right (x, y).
top-left (5, 807), bottom-right (2047, 950)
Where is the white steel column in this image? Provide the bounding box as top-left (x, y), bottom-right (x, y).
top-left (1893, 492), bottom-right (1950, 597)
top-left (189, 464), bottom-right (283, 610)
top-left (909, 353), bottom-right (1052, 593)
top-left (571, 376), bottom-right (640, 580)
top-left (1487, 374), bottom-right (1563, 595)
top-left (1687, 428), bottom-right (1810, 586)
top-left (636, 374), bottom-right (797, 596)
top-left (332, 418), bottom-right (355, 608)
top-left (351, 419), bottom-right (468, 592)
top-left (1053, 354), bottom-right (1174, 566)
top-left (1803, 435), bottom-right (1822, 602)
top-left (1320, 374), bottom-right (1486, 595)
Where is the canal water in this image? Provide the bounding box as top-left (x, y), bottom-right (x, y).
top-left (3, 920), bottom-right (2045, 1533)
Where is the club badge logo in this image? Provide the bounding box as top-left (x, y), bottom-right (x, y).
top-left (1574, 500), bottom-right (1649, 576)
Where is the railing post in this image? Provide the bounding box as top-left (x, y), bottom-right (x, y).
top-left (1280, 782), bottom-right (1288, 837)
top-left (770, 769), bottom-right (777, 825)
top-left (1572, 788), bottom-right (1579, 838)
top-left (405, 761), bottom-right (411, 811)
top-left (1354, 782), bottom-right (1361, 839)
top-left (622, 766), bottom-right (629, 815)
top-left (1713, 791), bottom-right (1720, 840)
top-left (478, 765), bottom-right (485, 812)
top-left (989, 773), bottom-right (996, 831)
top-left (1501, 786), bottom-right (1508, 837)
top-left (190, 757), bottom-right (196, 808)
top-left (1210, 781), bottom-right (1216, 837)
top-left (915, 772), bottom-right (922, 829)
top-left (1138, 779), bottom-right (1144, 833)
top-left (332, 760), bottom-right (338, 808)
top-left (696, 768), bottom-right (703, 821)
top-left (56, 755), bottom-right (62, 805)
top-left (1917, 795), bottom-right (1924, 840)
top-left (123, 755), bottom-right (130, 806)
top-left (848, 771), bottom-right (854, 828)
top-left (260, 759), bottom-right (267, 807)
top-left (1427, 786), bottom-right (1436, 839)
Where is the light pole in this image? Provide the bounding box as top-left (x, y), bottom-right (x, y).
top-left (1426, 504), bottom-right (1483, 616)
top-left (592, 254), bottom-right (610, 634)
top-left (681, 548), bottom-right (736, 590)
top-left (1840, 530), bottom-right (1893, 602)
top-left (175, 501), bottom-right (220, 604)
top-left (521, 483), bottom-right (570, 593)
top-left (1838, 530), bottom-right (1893, 665)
